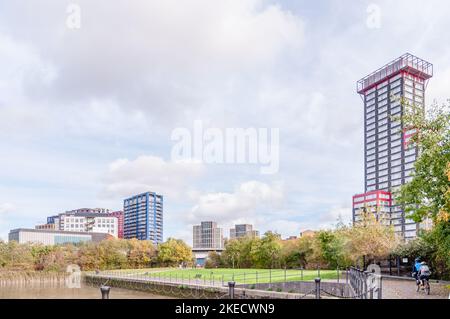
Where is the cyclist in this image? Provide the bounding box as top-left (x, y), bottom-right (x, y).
top-left (412, 258), bottom-right (422, 283)
top-left (418, 261), bottom-right (431, 285)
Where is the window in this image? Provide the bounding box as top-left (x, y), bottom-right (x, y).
top-left (378, 93), bottom-right (388, 101)
top-left (391, 152), bottom-right (402, 161)
top-left (379, 169), bottom-right (388, 176)
top-left (391, 106), bottom-right (401, 115)
top-left (378, 150), bottom-right (388, 158)
top-left (379, 143), bottom-right (388, 151)
top-left (379, 105), bottom-right (388, 113)
top-left (391, 145), bottom-right (401, 154)
top-left (405, 154), bottom-right (416, 163)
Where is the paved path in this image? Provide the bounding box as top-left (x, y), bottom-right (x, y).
top-left (382, 278), bottom-right (449, 299)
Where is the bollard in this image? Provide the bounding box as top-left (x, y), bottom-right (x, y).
top-left (314, 278), bottom-right (321, 299)
top-left (228, 281), bottom-right (236, 299)
top-left (100, 285), bottom-right (111, 299)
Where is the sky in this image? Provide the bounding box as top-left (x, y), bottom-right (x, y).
top-left (1, 0), bottom-right (450, 243)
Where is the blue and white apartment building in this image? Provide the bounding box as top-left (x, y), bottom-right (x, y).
top-left (123, 192), bottom-right (163, 244)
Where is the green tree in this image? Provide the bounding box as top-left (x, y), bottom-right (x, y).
top-left (251, 232), bottom-right (281, 269)
top-left (397, 101), bottom-right (450, 222)
top-left (157, 238), bottom-right (193, 267)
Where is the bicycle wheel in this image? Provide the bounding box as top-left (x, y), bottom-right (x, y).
top-left (425, 281), bottom-right (430, 295)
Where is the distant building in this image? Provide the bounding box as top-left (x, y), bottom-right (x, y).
top-left (65, 208), bottom-right (111, 215)
top-left (107, 211), bottom-right (124, 239)
top-left (229, 224), bottom-right (260, 239)
top-left (299, 230), bottom-right (316, 238)
top-left (123, 192), bottom-right (163, 244)
top-left (192, 221), bottom-right (224, 266)
top-left (193, 221), bottom-right (224, 249)
top-left (35, 223), bottom-right (57, 230)
top-left (285, 236), bottom-right (298, 241)
top-left (42, 211), bottom-right (118, 238)
top-left (8, 228), bottom-right (112, 245)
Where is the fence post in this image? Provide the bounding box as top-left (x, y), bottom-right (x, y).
top-left (315, 278), bottom-right (321, 299)
top-left (378, 276), bottom-right (383, 299)
top-left (228, 281), bottom-right (235, 299)
top-left (301, 268), bottom-right (303, 281)
top-left (337, 267), bottom-right (340, 283)
top-left (317, 266), bottom-right (320, 278)
top-left (269, 269), bottom-right (272, 288)
top-left (256, 272), bottom-right (258, 285)
top-left (222, 275), bottom-right (224, 287)
top-left (346, 269), bottom-right (348, 284)
top-left (284, 268), bottom-right (287, 282)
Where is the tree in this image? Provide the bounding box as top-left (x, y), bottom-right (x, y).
top-left (127, 239), bottom-right (156, 268)
top-left (204, 251), bottom-right (222, 269)
top-left (251, 232), bottom-right (281, 269)
top-left (397, 100), bottom-right (450, 222)
top-left (157, 238), bottom-right (193, 267)
top-left (339, 213), bottom-right (400, 267)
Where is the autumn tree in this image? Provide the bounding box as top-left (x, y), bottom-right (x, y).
top-left (157, 238), bottom-right (193, 267)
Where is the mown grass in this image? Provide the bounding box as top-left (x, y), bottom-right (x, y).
top-left (140, 268), bottom-right (339, 284)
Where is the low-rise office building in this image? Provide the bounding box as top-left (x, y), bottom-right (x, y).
top-left (8, 228), bottom-right (112, 245)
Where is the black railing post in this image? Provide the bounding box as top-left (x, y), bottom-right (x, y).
top-left (314, 278), bottom-right (321, 299)
top-left (337, 267), bottom-right (340, 283)
top-left (396, 257), bottom-right (400, 276)
top-left (100, 285), bottom-right (110, 299)
top-left (228, 281), bottom-right (235, 299)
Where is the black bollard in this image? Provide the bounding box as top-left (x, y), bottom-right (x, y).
top-left (100, 285), bottom-right (111, 299)
top-left (314, 278), bottom-right (321, 299)
top-left (228, 281), bottom-right (236, 299)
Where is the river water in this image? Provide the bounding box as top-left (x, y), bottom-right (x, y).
top-left (0, 283), bottom-right (172, 299)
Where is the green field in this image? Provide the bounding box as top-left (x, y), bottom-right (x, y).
top-left (140, 268), bottom-right (339, 284)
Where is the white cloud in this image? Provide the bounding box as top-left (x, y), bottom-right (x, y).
top-left (0, 203), bottom-right (15, 215)
top-left (101, 155), bottom-right (205, 200)
top-left (187, 181), bottom-right (284, 223)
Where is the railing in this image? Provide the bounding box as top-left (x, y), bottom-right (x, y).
top-left (348, 267), bottom-right (382, 299)
top-left (85, 268), bottom-right (361, 299)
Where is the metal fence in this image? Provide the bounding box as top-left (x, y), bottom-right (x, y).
top-left (348, 267), bottom-right (382, 299)
top-left (84, 268), bottom-right (375, 299)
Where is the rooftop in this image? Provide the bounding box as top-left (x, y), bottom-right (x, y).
top-left (357, 53), bottom-right (433, 94)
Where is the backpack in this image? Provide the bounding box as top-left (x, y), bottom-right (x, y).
top-left (420, 265), bottom-right (431, 276)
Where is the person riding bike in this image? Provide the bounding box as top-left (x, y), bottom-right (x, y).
top-left (412, 258), bottom-right (422, 283)
top-left (418, 261), bottom-right (431, 283)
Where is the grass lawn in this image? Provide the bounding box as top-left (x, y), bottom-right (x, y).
top-left (142, 268), bottom-right (339, 284)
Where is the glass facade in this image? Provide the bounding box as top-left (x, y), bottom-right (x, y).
top-left (123, 192), bottom-right (163, 244)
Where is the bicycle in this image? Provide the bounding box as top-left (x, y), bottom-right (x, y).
top-left (416, 277), bottom-right (430, 295)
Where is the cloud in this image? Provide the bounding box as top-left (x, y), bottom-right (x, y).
top-left (187, 181), bottom-right (284, 223)
top-left (0, 0), bottom-right (304, 126)
top-left (101, 155), bottom-right (205, 200)
top-left (0, 203), bottom-right (16, 215)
